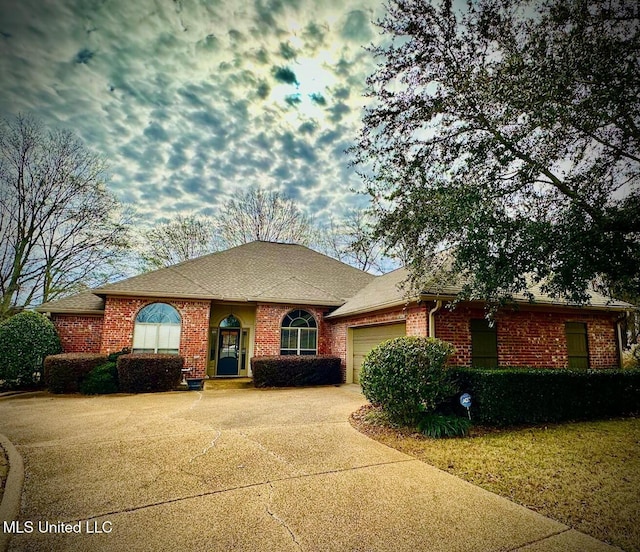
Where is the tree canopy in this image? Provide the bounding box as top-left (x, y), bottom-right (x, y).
top-left (0, 115), bottom-right (130, 319)
top-left (137, 214), bottom-right (220, 270)
top-left (217, 187), bottom-right (315, 248)
top-left (317, 209), bottom-right (397, 273)
top-left (354, 0), bottom-right (640, 305)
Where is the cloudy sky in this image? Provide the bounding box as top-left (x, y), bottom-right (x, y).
top-left (0, 0), bottom-right (387, 225)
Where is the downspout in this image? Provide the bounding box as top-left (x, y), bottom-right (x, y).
top-left (428, 300), bottom-right (442, 338)
top-left (616, 312), bottom-right (627, 368)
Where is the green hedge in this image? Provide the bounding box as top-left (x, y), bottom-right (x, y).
top-left (451, 367), bottom-right (640, 425)
top-left (117, 354), bottom-right (184, 393)
top-left (251, 355), bottom-right (342, 387)
top-left (44, 353), bottom-right (108, 393)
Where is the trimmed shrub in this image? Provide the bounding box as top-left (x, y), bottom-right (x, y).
top-left (80, 362), bottom-right (118, 395)
top-left (0, 311), bottom-right (62, 388)
top-left (44, 353), bottom-right (108, 393)
top-left (360, 336), bottom-right (456, 424)
top-left (451, 367), bottom-right (640, 425)
top-left (117, 354), bottom-right (184, 393)
top-left (251, 355), bottom-right (342, 387)
top-left (77, 349), bottom-right (129, 395)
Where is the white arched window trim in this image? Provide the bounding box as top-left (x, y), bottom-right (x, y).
top-left (280, 309), bottom-right (318, 355)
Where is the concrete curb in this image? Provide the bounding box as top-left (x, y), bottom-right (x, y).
top-left (0, 434), bottom-right (24, 552)
top-left (0, 391), bottom-right (46, 401)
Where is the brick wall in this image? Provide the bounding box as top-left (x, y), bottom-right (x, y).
top-left (326, 302), bottom-right (620, 375)
top-left (434, 305), bottom-right (620, 369)
top-left (434, 305), bottom-right (476, 366)
top-left (254, 304), bottom-right (331, 356)
top-left (55, 296), bottom-right (621, 382)
top-left (52, 314), bottom-right (104, 353)
top-left (406, 305), bottom-right (428, 336)
top-left (100, 296), bottom-right (211, 377)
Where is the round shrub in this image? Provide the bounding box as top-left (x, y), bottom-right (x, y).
top-left (0, 311), bottom-right (62, 388)
top-left (80, 362), bottom-right (119, 395)
top-left (360, 336), bottom-right (456, 424)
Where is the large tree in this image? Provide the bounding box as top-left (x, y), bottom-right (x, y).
top-left (354, 0), bottom-right (640, 305)
top-left (0, 115), bottom-right (130, 319)
top-left (217, 187), bottom-right (315, 248)
top-left (137, 214), bottom-right (220, 270)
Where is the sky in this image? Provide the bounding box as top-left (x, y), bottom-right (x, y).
top-left (0, 0), bottom-right (388, 226)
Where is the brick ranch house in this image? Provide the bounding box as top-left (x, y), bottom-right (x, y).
top-left (37, 241), bottom-right (631, 382)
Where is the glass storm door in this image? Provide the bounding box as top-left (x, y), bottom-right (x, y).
top-left (217, 329), bottom-right (240, 376)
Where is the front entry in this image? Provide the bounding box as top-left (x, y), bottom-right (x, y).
top-left (217, 328), bottom-right (240, 376)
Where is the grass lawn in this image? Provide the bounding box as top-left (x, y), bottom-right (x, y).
top-left (351, 406), bottom-right (640, 552)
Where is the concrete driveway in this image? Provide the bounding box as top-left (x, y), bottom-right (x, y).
top-left (0, 386), bottom-right (620, 552)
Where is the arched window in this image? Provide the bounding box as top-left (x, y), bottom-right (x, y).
top-left (280, 309), bottom-right (317, 355)
top-left (219, 314), bottom-right (241, 328)
top-left (132, 303), bottom-right (181, 354)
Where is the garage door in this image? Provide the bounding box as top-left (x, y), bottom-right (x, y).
top-left (352, 323), bottom-right (406, 383)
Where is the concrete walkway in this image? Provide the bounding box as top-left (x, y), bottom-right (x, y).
top-left (0, 386), bottom-right (621, 552)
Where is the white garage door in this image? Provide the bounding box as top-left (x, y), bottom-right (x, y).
top-left (352, 323), bottom-right (406, 384)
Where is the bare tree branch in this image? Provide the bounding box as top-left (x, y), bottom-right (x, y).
top-left (217, 187), bottom-right (314, 248)
top-left (136, 214), bottom-right (220, 270)
top-left (0, 114), bottom-right (130, 319)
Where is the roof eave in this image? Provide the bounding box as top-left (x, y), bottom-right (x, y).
top-left (510, 300), bottom-right (632, 312)
top-left (327, 292), bottom-right (632, 320)
top-left (418, 293), bottom-right (634, 312)
top-left (35, 307), bottom-right (105, 316)
top-left (248, 296), bottom-right (345, 307)
top-left (93, 289), bottom-right (219, 301)
top-left (93, 289), bottom-right (346, 307)
top-left (326, 298), bottom-right (419, 319)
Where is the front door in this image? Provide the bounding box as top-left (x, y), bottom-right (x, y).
top-left (217, 328), bottom-right (240, 376)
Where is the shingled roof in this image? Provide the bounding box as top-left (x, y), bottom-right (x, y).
top-left (326, 267), bottom-right (634, 318)
top-left (37, 291), bottom-right (105, 314)
top-left (38, 241), bottom-right (634, 317)
top-left (37, 241), bottom-right (375, 313)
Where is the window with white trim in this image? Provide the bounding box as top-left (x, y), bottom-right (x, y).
top-left (132, 303), bottom-right (181, 354)
top-left (280, 309), bottom-right (317, 355)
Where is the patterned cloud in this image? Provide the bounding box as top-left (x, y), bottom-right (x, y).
top-left (0, 0), bottom-right (383, 225)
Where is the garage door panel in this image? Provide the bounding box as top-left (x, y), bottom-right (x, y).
top-left (352, 323), bottom-right (406, 383)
